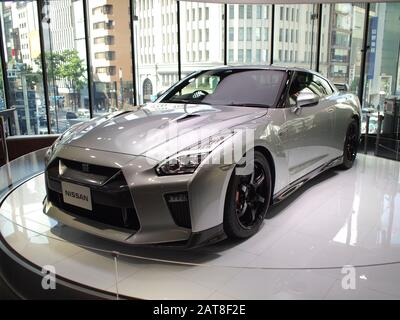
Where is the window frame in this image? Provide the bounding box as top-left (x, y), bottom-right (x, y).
top-left (285, 71), bottom-right (335, 108)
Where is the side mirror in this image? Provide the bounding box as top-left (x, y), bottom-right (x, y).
top-left (334, 83), bottom-right (349, 92)
top-left (297, 92), bottom-right (319, 108)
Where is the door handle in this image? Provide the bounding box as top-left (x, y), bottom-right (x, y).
top-left (278, 128), bottom-right (288, 136)
top-left (290, 105), bottom-right (301, 115)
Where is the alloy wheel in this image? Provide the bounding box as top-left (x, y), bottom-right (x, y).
top-left (234, 160), bottom-right (269, 229)
top-left (345, 122), bottom-right (358, 161)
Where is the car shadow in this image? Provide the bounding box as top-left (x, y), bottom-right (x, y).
top-left (266, 167), bottom-right (338, 219)
top-left (50, 167), bottom-right (340, 265)
top-left (212, 167), bottom-right (339, 249)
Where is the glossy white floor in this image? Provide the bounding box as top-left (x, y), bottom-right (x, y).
top-left (1, 154), bottom-right (400, 299)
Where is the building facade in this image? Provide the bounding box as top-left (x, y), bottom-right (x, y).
top-left (0, 1), bottom-right (399, 135)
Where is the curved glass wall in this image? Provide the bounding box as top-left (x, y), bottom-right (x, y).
top-left (133, 0), bottom-right (179, 104)
top-left (0, 0), bottom-right (399, 151)
top-left (87, 0), bottom-right (135, 116)
top-left (227, 4), bottom-right (272, 65)
top-left (180, 2), bottom-right (225, 78)
top-left (319, 3), bottom-right (367, 97)
top-left (0, 61), bottom-right (5, 111)
top-left (0, 1), bottom-right (47, 135)
top-left (363, 2), bottom-right (400, 110)
top-left (273, 4), bottom-right (319, 69)
top-left (41, 0), bottom-right (90, 133)
top-left (361, 2), bottom-right (400, 157)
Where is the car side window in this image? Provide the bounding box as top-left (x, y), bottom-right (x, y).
top-left (288, 72), bottom-right (326, 106)
top-left (315, 75), bottom-right (334, 96)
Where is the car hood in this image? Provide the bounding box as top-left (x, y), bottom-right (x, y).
top-left (61, 103), bottom-right (268, 160)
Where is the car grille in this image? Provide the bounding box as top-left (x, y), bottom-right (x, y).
top-left (60, 158), bottom-right (119, 177)
top-left (46, 158), bottom-right (140, 231)
top-left (165, 192), bottom-right (191, 229)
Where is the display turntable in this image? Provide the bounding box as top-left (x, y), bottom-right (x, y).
top-left (1, 149), bottom-right (400, 299)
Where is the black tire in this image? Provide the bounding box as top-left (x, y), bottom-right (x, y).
top-left (223, 151), bottom-right (272, 239)
top-left (340, 119), bottom-right (359, 170)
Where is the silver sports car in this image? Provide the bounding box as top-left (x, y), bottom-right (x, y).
top-left (43, 66), bottom-right (361, 247)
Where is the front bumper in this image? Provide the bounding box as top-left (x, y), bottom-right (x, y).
top-left (43, 145), bottom-right (232, 247)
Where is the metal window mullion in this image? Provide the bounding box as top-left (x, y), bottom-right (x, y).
top-left (129, 0), bottom-right (138, 106)
top-left (0, 9), bottom-right (12, 115)
top-left (224, 3), bottom-right (227, 66)
top-left (83, 0), bottom-right (94, 118)
top-left (270, 4), bottom-right (275, 65)
top-left (36, 0), bottom-right (51, 134)
top-left (358, 2), bottom-right (370, 105)
top-left (315, 4), bottom-right (322, 72)
top-left (177, 0), bottom-right (182, 80)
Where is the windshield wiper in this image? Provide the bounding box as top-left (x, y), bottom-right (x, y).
top-left (225, 103), bottom-right (272, 108)
top-left (165, 99), bottom-right (191, 104)
top-left (164, 99), bottom-right (211, 105)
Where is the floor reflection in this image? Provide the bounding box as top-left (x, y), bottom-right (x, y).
top-left (1, 154), bottom-right (400, 299)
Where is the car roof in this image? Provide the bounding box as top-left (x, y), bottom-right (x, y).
top-left (200, 65), bottom-right (325, 77)
top-left (197, 65), bottom-right (333, 86)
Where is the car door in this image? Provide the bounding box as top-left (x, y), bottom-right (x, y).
top-left (282, 71), bottom-right (335, 183)
top-left (316, 76), bottom-right (344, 158)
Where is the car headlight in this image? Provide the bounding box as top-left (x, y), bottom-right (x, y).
top-left (45, 134), bottom-right (63, 165)
top-left (156, 132), bottom-right (233, 175)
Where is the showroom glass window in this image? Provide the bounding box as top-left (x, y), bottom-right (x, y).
top-left (227, 4), bottom-right (271, 65)
top-left (273, 4), bottom-right (318, 69)
top-left (180, 2), bottom-right (224, 78)
top-left (0, 1), bottom-right (48, 135)
top-left (360, 2), bottom-right (400, 136)
top-left (363, 3), bottom-right (400, 112)
top-left (0, 60), bottom-right (5, 112)
top-left (87, 0), bottom-right (135, 114)
top-left (133, 0), bottom-right (179, 104)
top-left (319, 3), bottom-right (366, 99)
top-left (40, 0), bottom-right (90, 134)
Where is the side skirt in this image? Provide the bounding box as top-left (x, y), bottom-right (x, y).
top-left (272, 156), bottom-right (343, 204)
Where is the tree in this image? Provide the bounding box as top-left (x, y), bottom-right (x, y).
top-left (35, 51), bottom-right (63, 81)
top-left (24, 65), bottom-right (42, 90)
top-left (350, 77), bottom-right (359, 93)
top-left (34, 51), bottom-right (63, 104)
top-left (57, 50), bottom-right (87, 110)
top-left (35, 50), bottom-right (87, 109)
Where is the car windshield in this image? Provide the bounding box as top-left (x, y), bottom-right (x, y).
top-left (161, 69), bottom-right (287, 108)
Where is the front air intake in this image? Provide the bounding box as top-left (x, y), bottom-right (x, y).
top-left (46, 158), bottom-right (140, 231)
top-left (165, 192), bottom-right (191, 229)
